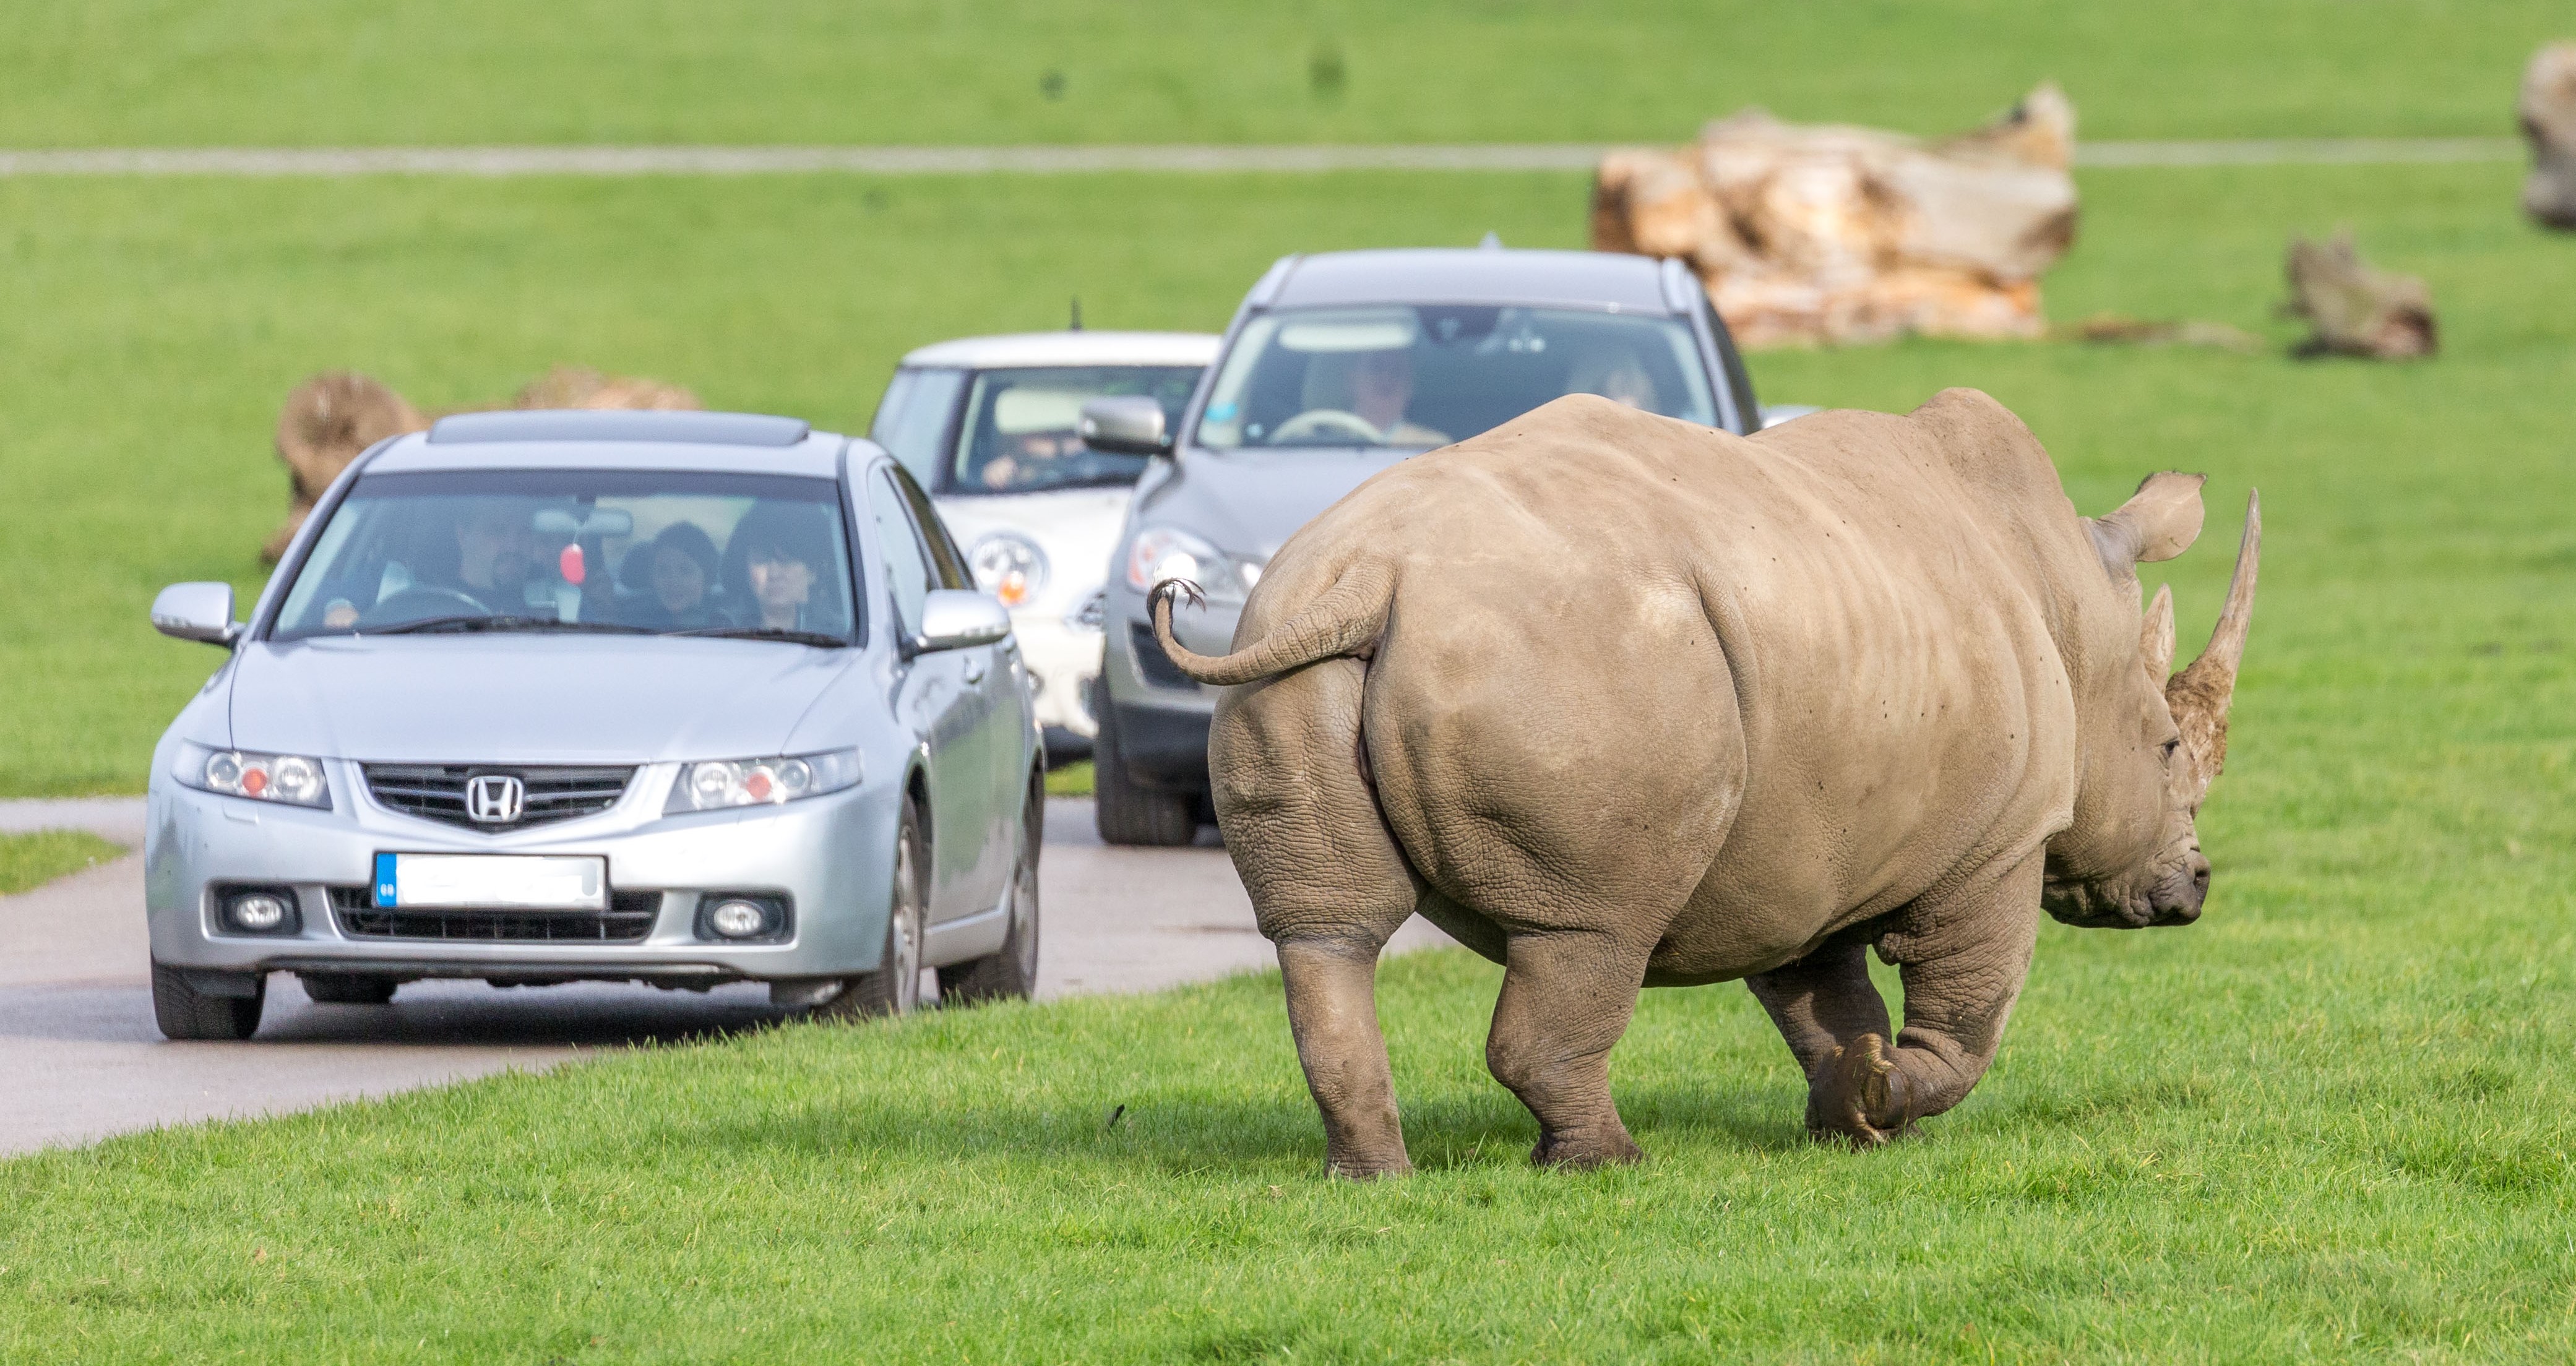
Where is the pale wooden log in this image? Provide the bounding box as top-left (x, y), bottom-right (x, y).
top-left (2283, 231), bottom-right (2437, 359)
top-left (2521, 43), bottom-right (2576, 231)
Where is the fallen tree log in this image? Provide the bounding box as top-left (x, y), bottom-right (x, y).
top-left (2522, 42), bottom-right (2576, 230)
top-left (2283, 232), bottom-right (2437, 360)
top-left (261, 365), bottom-right (700, 563)
top-left (1592, 84), bottom-right (2078, 347)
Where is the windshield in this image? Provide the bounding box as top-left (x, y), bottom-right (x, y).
top-left (273, 469), bottom-right (858, 644)
top-left (944, 364), bottom-right (1200, 494)
top-left (1194, 304), bottom-right (1715, 450)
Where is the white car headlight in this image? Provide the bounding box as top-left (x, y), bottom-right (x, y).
top-left (968, 532), bottom-right (1050, 609)
top-left (666, 750), bottom-right (863, 813)
top-left (1124, 526), bottom-right (1256, 600)
top-left (173, 741), bottom-right (331, 809)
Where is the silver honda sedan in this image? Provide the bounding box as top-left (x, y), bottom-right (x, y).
top-left (143, 410), bottom-right (1042, 1039)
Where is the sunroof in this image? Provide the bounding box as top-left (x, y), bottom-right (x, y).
top-left (426, 410), bottom-right (812, 447)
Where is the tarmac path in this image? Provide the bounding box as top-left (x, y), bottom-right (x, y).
top-left (0, 139), bottom-right (2523, 178)
top-left (0, 797), bottom-right (1453, 1156)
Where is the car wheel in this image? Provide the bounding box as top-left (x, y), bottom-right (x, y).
top-left (299, 973), bottom-right (398, 1005)
top-left (151, 963), bottom-right (266, 1041)
top-left (1094, 690), bottom-right (1197, 847)
top-left (821, 801), bottom-right (928, 1020)
top-left (941, 783), bottom-right (1041, 1005)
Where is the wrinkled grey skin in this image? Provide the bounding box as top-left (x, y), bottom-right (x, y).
top-left (2524, 44), bottom-right (2576, 231)
top-left (1152, 390), bottom-right (2259, 1176)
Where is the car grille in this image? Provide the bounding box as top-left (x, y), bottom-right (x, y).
top-left (329, 887), bottom-right (661, 942)
top-left (362, 764), bottom-right (634, 830)
top-left (1129, 623), bottom-right (1199, 690)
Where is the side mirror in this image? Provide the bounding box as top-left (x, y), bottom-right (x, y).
top-left (1079, 396), bottom-right (1172, 457)
top-left (152, 582), bottom-right (242, 646)
top-left (905, 589), bottom-right (1012, 658)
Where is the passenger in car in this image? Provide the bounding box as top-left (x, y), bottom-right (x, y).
top-left (627, 522), bottom-right (727, 628)
top-left (725, 504), bottom-right (842, 634)
top-left (1566, 344), bottom-right (1660, 411)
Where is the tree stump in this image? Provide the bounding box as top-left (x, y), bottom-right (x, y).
top-left (2522, 43), bottom-right (2576, 230)
top-left (261, 366), bottom-right (702, 563)
top-left (1591, 84), bottom-right (2079, 347)
top-left (2283, 232), bottom-right (2437, 360)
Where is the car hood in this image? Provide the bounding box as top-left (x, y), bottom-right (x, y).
top-left (226, 635), bottom-right (860, 763)
top-left (933, 486), bottom-right (1132, 616)
top-left (1142, 446), bottom-right (1416, 562)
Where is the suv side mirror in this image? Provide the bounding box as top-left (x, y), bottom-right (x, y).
top-left (152, 582), bottom-right (242, 645)
top-left (905, 589), bottom-right (1011, 658)
top-left (1079, 396), bottom-right (1172, 457)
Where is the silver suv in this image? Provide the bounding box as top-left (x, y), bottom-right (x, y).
top-left (1082, 247), bottom-right (1762, 844)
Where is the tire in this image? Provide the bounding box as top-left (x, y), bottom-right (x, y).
top-left (1094, 690), bottom-right (1198, 847)
top-left (299, 973), bottom-right (398, 1005)
top-left (819, 801), bottom-right (928, 1020)
top-left (152, 963), bottom-right (266, 1041)
top-left (941, 783), bottom-right (1042, 1005)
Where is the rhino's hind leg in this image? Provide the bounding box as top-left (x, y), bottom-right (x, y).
top-left (1210, 658), bottom-right (1421, 1179)
top-left (1810, 856), bottom-right (2044, 1145)
top-left (1486, 929), bottom-right (1654, 1168)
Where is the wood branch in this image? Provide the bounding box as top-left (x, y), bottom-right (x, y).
top-left (1592, 84), bottom-right (2078, 347)
top-left (261, 366), bottom-right (701, 563)
top-left (2522, 43), bottom-right (2576, 231)
top-left (2283, 231), bottom-right (2437, 360)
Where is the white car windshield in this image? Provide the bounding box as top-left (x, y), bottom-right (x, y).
top-left (273, 470), bottom-right (857, 644)
top-left (1194, 304), bottom-right (1716, 450)
top-left (948, 365), bottom-right (1200, 494)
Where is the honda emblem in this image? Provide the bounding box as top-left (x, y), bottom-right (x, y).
top-left (465, 773), bottom-right (525, 825)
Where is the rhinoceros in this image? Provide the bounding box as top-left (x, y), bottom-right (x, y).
top-left (1148, 389), bottom-right (2257, 1177)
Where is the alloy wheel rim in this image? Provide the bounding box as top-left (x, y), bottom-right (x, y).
top-left (891, 835), bottom-right (924, 1013)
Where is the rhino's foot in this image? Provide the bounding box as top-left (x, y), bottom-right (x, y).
top-left (1807, 1033), bottom-right (1916, 1148)
top-left (1324, 1151), bottom-right (1414, 1181)
top-left (1530, 1123), bottom-right (1643, 1170)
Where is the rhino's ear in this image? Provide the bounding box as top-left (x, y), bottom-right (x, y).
top-left (2140, 583), bottom-right (2177, 682)
top-left (2089, 472), bottom-right (2207, 578)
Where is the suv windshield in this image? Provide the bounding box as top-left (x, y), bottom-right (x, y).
top-left (273, 469), bottom-right (858, 644)
top-left (1194, 304), bottom-right (1715, 450)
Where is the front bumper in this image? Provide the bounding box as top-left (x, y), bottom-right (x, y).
top-left (1099, 595), bottom-right (1233, 792)
top-left (1012, 615), bottom-right (1104, 741)
top-left (145, 760), bottom-right (902, 984)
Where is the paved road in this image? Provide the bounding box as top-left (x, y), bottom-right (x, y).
top-left (0, 139), bottom-right (2523, 178)
top-left (0, 797), bottom-right (1452, 1156)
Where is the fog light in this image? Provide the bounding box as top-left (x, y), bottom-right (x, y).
top-left (222, 889), bottom-right (297, 934)
top-left (708, 899), bottom-right (770, 939)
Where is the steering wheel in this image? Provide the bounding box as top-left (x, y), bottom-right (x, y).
top-left (1267, 408), bottom-right (1384, 446)
top-left (358, 585), bottom-right (491, 627)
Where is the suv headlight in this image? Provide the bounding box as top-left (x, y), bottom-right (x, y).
top-left (1124, 526), bottom-right (1260, 601)
top-left (173, 741), bottom-right (331, 809)
top-left (968, 532), bottom-right (1049, 608)
top-left (666, 750), bottom-right (863, 813)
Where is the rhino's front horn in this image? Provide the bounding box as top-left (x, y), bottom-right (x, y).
top-left (2164, 490), bottom-right (2260, 801)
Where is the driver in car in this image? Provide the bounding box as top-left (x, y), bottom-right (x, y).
top-left (317, 499), bottom-right (548, 630)
top-left (1289, 348), bottom-right (1449, 447)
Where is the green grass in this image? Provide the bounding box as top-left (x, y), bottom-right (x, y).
top-left (1044, 760), bottom-right (1096, 798)
top-left (0, 829), bottom-right (124, 895)
top-left (0, 0), bottom-right (2568, 147)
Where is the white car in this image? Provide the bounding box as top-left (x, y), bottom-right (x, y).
top-left (868, 331), bottom-right (1219, 759)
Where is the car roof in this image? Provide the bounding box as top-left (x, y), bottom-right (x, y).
top-left (369, 410), bottom-right (850, 478)
top-left (1267, 247), bottom-right (1676, 314)
top-left (896, 330), bottom-right (1223, 369)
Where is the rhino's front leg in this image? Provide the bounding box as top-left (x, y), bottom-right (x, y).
top-left (1810, 856), bottom-right (2044, 1146)
top-left (1486, 929), bottom-right (1653, 1168)
top-left (1275, 937), bottom-right (1413, 1179)
top-left (1742, 930), bottom-right (1895, 1133)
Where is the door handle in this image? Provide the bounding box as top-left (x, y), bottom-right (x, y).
top-left (961, 655), bottom-right (988, 684)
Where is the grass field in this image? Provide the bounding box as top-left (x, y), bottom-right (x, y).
top-left (2, 1), bottom-right (2569, 146)
top-left (0, 829), bottom-right (123, 895)
top-left (1, 151), bottom-right (2572, 1357)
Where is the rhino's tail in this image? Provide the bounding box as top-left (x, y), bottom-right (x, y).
top-left (1147, 565), bottom-right (1393, 687)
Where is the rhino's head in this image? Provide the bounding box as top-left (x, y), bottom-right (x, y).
top-left (2044, 474), bottom-right (2260, 930)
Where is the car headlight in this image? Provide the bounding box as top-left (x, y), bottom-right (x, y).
top-left (1124, 526), bottom-right (1258, 601)
top-left (968, 532), bottom-right (1050, 609)
top-left (666, 750), bottom-right (863, 813)
top-left (173, 741), bottom-right (331, 809)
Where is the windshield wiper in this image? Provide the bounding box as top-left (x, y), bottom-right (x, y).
top-left (371, 614), bottom-right (652, 636)
top-left (670, 625), bottom-right (849, 648)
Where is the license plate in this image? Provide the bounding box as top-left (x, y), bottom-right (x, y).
top-left (372, 853), bottom-right (608, 910)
